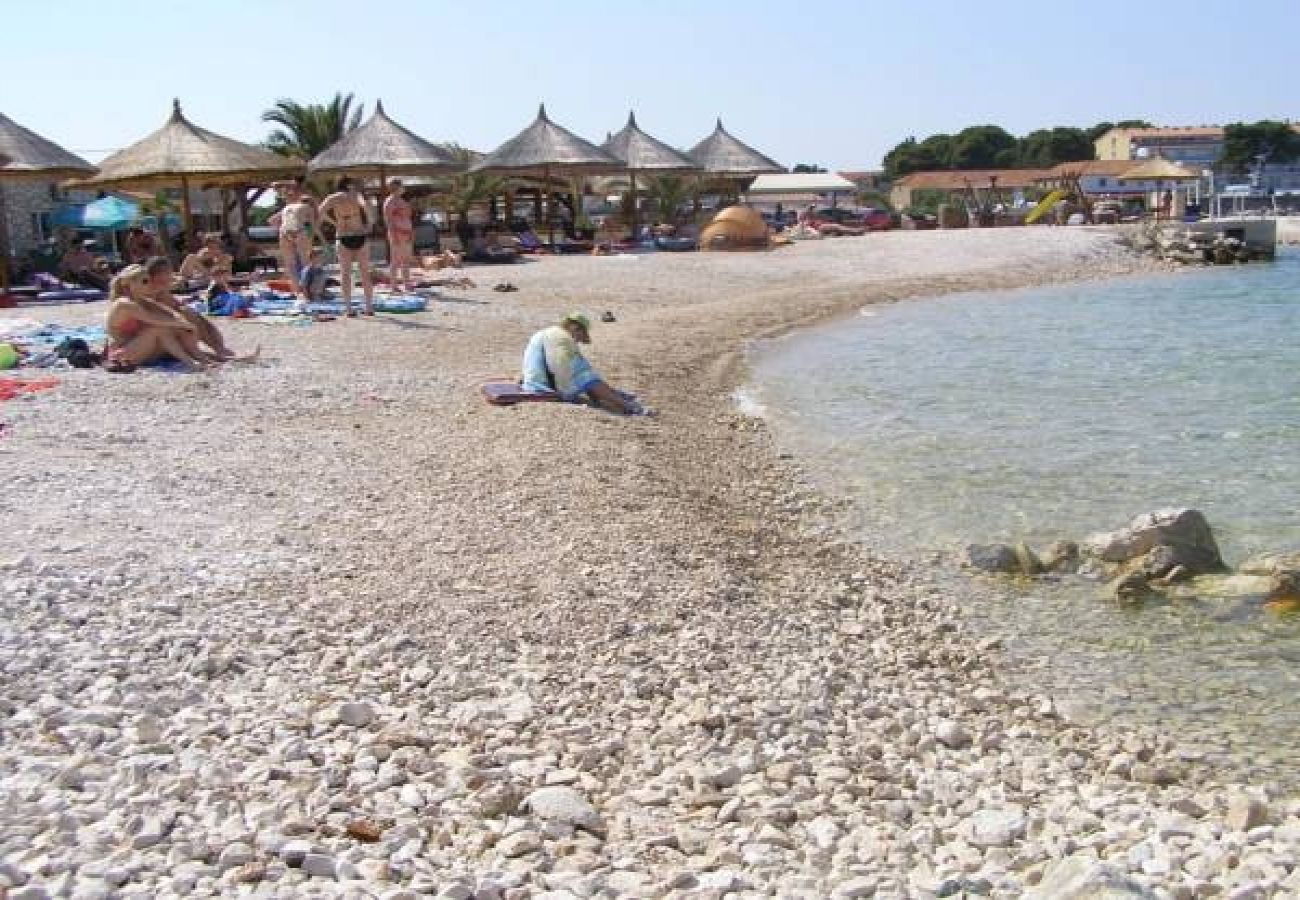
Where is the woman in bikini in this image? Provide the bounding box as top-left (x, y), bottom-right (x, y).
top-left (383, 179), bottom-right (415, 293)
top-left (275, 182), bottom-right (317, 295)
top-left (319, 176), bottom-right (374, 316)
top-left (104, 265), bottom-right (211, 372)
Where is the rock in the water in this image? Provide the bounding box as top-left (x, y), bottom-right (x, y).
top-left (963, 543), bottom-right (1021, 574)
top-left (1025, 853), bottom-right (1156, 898)
top-left (1084, 508), bottom-right (1225, 575)
top-left (1237, 549), bottom-right (1300, 576)
top-left (1040, 540), bottom-right (1081, 573)
top-left (522, 786), bottom-right (604, 834)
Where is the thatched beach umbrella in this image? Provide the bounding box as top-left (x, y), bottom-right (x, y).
top-left (0, 112), bottom-right (97, 181)
top-left (471, 104), bottom-right (622, 242)
top-left (308, 100), bottom-right (461, 180)
top-left (687, 118), bottom-right (784, 178)
top-left (72, 99), bottom-right (302, 244)
top-left (0, 112), bottom-right (98, 288)
top-left (308, 100), bottom-right (463, 240)
top-left (601, 111), bottom-right (698, 234)
top-left (686, 118), bottom-right (784, 217)
top-left (1119, 157), bottom-right (1203, 218)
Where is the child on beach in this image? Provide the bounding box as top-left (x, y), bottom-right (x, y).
top-left (298, 248), bottom-right (329, 302)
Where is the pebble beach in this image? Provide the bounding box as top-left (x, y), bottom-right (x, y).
top-left (3, 228), bottom-right (1297, 899)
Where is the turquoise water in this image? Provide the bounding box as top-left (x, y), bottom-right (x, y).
top-left (751, 250), bottom-right (1300, 786)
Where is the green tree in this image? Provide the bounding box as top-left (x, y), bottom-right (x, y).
top-left (1220, 121), bottom-right (1300, 173)
top-left (645, 175), bottom-right (691, 223)
top-left (950, 125), bottom-right (1018, 169)
top-left (856, 189), bottom-right (892, 211)
top-left (437, 143), bottom-right (505, 219)
top-left (792, 163), bottom-right (827, 173)
top-left (262, 93), bottom-right (364, 159)
top-left (1086, 119), bottom-right (1154, 143)
top-left (1018, 127), bottom-right (1094, 167)
top-left (883, 135), bottom-right (953, 179)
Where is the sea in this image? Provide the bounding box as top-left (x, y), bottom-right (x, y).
top-left (747, 248), bottom-right (1300, 788)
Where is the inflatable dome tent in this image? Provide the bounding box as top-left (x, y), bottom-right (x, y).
top-left (699, 205), bottom-right (770, 252)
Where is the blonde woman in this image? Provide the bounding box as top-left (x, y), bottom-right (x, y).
top-left (274, 181), bottom-right (317, 296)
top-left (104, 265), bottom-right (210, 372)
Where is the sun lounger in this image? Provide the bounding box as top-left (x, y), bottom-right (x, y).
top-left (654, 236), bottom-right (697, 252)
top-left (480, 380), bottom-right (559, 406)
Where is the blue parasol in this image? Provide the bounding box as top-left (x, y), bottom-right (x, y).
top-left (51, 195), bottom-right (142, 229)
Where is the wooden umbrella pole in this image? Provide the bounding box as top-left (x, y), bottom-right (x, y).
top-left (180, 175), bottom-right (194, 261)
top-left (377, 165), bottom-right (389, 266)
top-left (629, 170), bottom-right (638, 238)
top-left (545, 166), bottom-right (554, 249)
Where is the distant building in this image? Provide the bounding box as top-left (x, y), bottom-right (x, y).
top-left (1035, 160), bottom-right (1164, 197)
top-left (889, 169), bottom-right (1049, 211)
top-left (839, 170), bottom-right (888, 191)
top-left (1094, 123), bottom-right (1300, 195)
top-left (1094, 126), bottom-right (1224, 168)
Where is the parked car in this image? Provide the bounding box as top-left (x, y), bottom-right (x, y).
top-left (810, 207), bottom-right (893, 231)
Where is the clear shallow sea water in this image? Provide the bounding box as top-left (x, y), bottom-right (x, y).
top-left (749, 249), bottom-right (1300, 786)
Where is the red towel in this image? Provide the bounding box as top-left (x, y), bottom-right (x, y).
top-left (0, 377), bottom-right (59, 404)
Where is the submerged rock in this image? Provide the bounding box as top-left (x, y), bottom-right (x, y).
top-left (1238, 549), bottom-right (1300, 577)
top-left (1084, 509), bottom-right (1225, 576)
top-left (962, 544), bottom-right (1020, 574)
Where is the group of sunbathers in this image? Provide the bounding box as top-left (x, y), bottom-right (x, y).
top-left (103, 257), bottom-right (255, 372)
top-left (270, 176), bottom-right (468, 314)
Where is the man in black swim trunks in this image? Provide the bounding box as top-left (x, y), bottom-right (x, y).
top-left (319, 176), bottom-right (374, 316)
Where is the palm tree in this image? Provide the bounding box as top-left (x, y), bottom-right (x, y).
top-left (646, 175), bottom-right (691, 224)
top-left (262, 93), bottom-right (364, 160)
top-left (438, 143), bottom-right (505, 220)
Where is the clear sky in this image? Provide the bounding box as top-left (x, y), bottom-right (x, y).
top-left (5, 0), bottom-right (1297, 171)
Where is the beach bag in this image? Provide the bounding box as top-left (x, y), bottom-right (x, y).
top-left (55, 337), bottom-right (101, 369)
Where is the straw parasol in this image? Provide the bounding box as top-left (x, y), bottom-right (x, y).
top-left (1119, 156), bottom-right (1203, 218)
top-left (307, 100), bottom-right (462, 181)
top-left (601, 111), bottom-right (698, 234)
top-left (688, 118), bottom-right (784, 178)
top-left (72, 99), bottom-right (302, 243)
top-left (471, 104), bottom-right (622, 243)
top-left (0, 112), bottom-right (97, 180)
top-left (1118, 157), bottom-right (1202, 182)
top-left (0, 112), bottom-right (98, 289)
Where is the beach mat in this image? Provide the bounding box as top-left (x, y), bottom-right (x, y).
top-left (481, 381), bottom-right (559, 407)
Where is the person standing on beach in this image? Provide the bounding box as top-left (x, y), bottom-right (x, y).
top-left (319, 177), bottom-right (374, 316)
top-left (275, 181), bottom-right (317, 296)
top-left (383, 179), bottom-right (415, 293)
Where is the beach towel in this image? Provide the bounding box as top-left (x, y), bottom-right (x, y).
top-left (0, 376), bottom-right (59, 404)
top-left (481, 380), bottom-right (559, 406)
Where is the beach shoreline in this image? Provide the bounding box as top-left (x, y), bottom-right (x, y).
top-left (3, 229), bottom-right (1295, 898)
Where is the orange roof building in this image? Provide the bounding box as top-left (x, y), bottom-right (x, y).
top-left (889, 169), bottom-right (1049, 210)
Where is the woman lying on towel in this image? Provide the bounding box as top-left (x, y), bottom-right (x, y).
top-left (104, 265), bottom-right (212, 372)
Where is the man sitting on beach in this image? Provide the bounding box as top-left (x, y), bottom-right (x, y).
top-left (521, 313), bottom-right (636, 414)
top-left (178, 233), bottom-right (233, 295)
top-left (60, 241), bottom-right (109, 290)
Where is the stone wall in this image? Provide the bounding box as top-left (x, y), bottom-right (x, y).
top-left (0, 180), bottom-right (60, 259)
